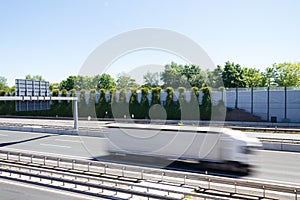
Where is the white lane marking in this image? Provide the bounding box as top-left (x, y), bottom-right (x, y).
top-left (54, 139), bottom-right (82, 143)
top-left (23, 125), bottom-right (42, 128)
top-left (40, 143), bottom-right (71, 148)
top-left (0, 133), bottom-right (8, 136)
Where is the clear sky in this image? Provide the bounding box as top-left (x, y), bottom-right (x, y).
top-left (0, 0), bottom-right (299, 86)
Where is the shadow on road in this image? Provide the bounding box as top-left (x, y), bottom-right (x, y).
top-left (0, 135), bottom-right (52, 147)
top-left (92, 154), bottom-right (250, 178)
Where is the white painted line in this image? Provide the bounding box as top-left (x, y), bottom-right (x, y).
top-left (0, 133), bottom-right (8, 136)
top-left (23, 125), bottom-right (43, 128)
top-left (40, 143), bottom-right (71, 148)
top-left (55, 139), bottom-right (82, 143)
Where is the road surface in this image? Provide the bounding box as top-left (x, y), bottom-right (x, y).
top-left (0, 129), bottom-right (300, 186)
top-left (0, 178), bottom-right (98, 200)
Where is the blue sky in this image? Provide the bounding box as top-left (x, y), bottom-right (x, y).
top-left (0, 0), bottom-right (299, 86)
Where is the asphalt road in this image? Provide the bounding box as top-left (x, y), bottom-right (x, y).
top-left (0, 129), bottom-right (300, 186)
top-left (0, 179), bottom-right (98, 200)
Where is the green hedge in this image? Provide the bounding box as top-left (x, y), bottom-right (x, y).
top-left (0, 87), bottom-right (223, 121)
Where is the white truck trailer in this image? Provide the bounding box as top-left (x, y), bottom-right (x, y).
top-left (104, 123), bottom-right (262, 173)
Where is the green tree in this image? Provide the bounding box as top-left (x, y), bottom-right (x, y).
top-left (161, 62), bottom-right (207, 88)
top-left (200, 87), bottom-right (212, 120)
top-left (111, 89), bottom-right (129, 118)
top-left (143, 71), bottom-right (160, 87)
top-left (129, 89), bottom-right (139, 118)
top-left (164, 87), bottom-right (180, 119)
top-left (59, 76), bottom-right (77, 90)
top-left (181, 64), bottom-right (207, 88)
top-left (161, 62), bottom-right (186, 88)
top-left (50, 83), bottom-right (60, 91)
top-left (116, 73), bottom-right (139, 90)
top-left (0, 76), bottom-right (8, 90)
top-left (261, 67), bottom-right (277, 87)
top-left (140, 88), bottom-right (150, 119)
top-left (243, 67), bottom-right (264, 87)
top-left (94, 73), bottom-right (116, 90)
top-left (206, 67), bottom-right (224, 88)
top-left (25, 75), bottom-right (45, 81)
top-left (96, 89), bottom-right (110, 118)
top-left (272, 62), bottom-right (300, 86)
top-left (75, 76), bottom-right (93, 90)
top-left (220, 61), bottom-right (246, 88)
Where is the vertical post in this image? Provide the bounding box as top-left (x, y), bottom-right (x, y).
top-left (235, 87), bottom-right (238, 109)
top-left (284, 86), bottom-right (287, 119)
top-left (74, 99), bottom-right (78, 131)
top-left (267, 87), bottom-right (270, 122)
top-left (251, 87), bottom-right (253, 114)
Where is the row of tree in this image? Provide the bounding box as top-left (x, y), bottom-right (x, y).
top-left (1, 61), bottom-right (300, 93)
top-left (53, 61), bottom-right (300, 90)
top-left (0, 86), bottom-right (225, 121)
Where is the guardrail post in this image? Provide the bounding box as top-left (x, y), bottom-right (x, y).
top-left (184, 175), bottom-right (187, 185)
top-left (141, 170), bottom-right (144, 179)
top-left (234, 182), bottom-right (237, 193)
top-left (208, 178), bottom-right (211, 190)
top-left (44, 156), bottom-right (46, 165)
top-left (104, 164), bottom-right (107, 174)
top-left (62, 175), bottom-right (65, 186)
top-left (18, 153), bottom-right (21, 162)
top-left (295, 189), bottom-right (297, 200)
top-left (161, 172), bottom-right (165, 182)
top-left (262, 185), bottom-right (266, 198)
top-left (31, 155), bottom-right (33, 163)
top-left (72, 160), bottom-right (75, 170)
top-left (87, 162), bottom-right (90, 172)
top-left (122, 167), bottom-right (125, 177)
top-left (6, 152), bottom-right (9, 160)
top-left (57, 158), bottom-right (60, 167)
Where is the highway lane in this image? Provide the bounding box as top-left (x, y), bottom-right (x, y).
top-left (0, 129), bottom-right (108, 160)
top-left (2, 117), bottom-right (300, 141)
top-left (0, 179), bottom-right (97, 200)
top-left (1, 129), bottom-right (300, 186)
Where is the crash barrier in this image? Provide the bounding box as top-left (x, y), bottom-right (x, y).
top-left (0, 149), bottom-right (299, 199)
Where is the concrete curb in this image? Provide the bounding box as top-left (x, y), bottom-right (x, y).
top-left (262, 142), bottom-right (300, 152)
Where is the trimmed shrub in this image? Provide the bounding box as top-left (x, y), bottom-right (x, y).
top-left (164, 87), bottom-right (180, 120)
top-left (111, 89), bottom-right (129, 118)
top-left (140, 87), bottom-right (150, 119)
top-left (200, 87), bottom-right (212, 120)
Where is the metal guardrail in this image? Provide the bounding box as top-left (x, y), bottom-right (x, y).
top-left (1, 161), bottom-right (228, 200)
top-left (0, 149), bottom-right (299, 199)
top-left (231, 126), bottom-right (300, 133)
top-left (258, 137), bottom-right (300, 144)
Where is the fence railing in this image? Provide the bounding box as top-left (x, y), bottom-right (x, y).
top-left (0, 149), bottom-right (299, 199)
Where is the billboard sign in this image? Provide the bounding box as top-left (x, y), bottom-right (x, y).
top-left (15, 79), bottom-right (50, 112)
